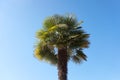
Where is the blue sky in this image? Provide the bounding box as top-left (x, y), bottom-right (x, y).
top-left (0, 0), bottom-right (120, 80)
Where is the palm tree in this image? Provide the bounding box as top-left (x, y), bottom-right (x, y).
top-left (34, 14), bottom-right (90, 80)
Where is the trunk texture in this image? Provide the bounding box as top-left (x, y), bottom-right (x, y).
top-left (58, 47), bottom-right (67, 80)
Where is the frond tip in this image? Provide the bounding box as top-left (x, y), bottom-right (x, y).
top-left (71, 49), bottom-right (87, 63)
top-left (76, 50), bottom-right (87, 61)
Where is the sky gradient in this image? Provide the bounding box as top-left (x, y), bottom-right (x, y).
top-left (0, 0), bottom-right (120, 80)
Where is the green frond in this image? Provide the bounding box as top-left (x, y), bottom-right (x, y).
top-left (76, 50), bottom-right (87, 61)
top-left (34, 48), bottom-right (43, 60)
top-left (72, 55), bottom-right (82, 63)
top-left (43, 17), bottom-right (56, 29)
top-left (71, 49), bottom-right (87, 63)
top-left (64, 14), bottom-right (77, 29)
top-left (79, 40), bottom-right (90, 48)
top-left (43, 14), bottom-right (64, 29)
top-left (48, 25), bottom-right (57, 31)
top-left (44, 53), bottom-right (58, 65)
top-left (69, 30), bottom-right (85, 39)
top-left (68, 31), bottom-right (90, 49)
top-left (36, 29), bottom-right (45, 39)
top-left (34, 42), bottom-right (58, 65)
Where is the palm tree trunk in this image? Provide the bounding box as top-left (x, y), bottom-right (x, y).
top-left (58, 47), bottom-right (68, 80)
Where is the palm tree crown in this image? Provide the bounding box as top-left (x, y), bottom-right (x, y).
top-left (34, 14), bottom-right (90, 80)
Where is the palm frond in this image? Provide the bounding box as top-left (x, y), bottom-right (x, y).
top-left (68, 29), bottom-right (90, 49)
top-left (64, 14), bottom-right (77, 29)
top-left (43, 14), bottom-right (64, 30)
top-left (34, 42), bottom-right (58, 65)
top-left (76, 49), bottom-right (87, 61)
top-left (72, 55), bottom-right (82, 63)
top-left (71, 49), bottom-right (87, 63)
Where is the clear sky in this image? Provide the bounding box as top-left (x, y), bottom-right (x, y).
top-left (0, 0), bottom-right (120, 80)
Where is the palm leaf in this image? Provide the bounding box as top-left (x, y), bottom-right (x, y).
top-left (34, 42), bottom-right (58, 65)
top-left (72, 55), bottom-right (82, 63)
top-left (76, 50), bottom-right (87, 61)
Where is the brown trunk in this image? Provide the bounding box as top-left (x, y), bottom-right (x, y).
top-left (58, 47), bottom-right (67, 80)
